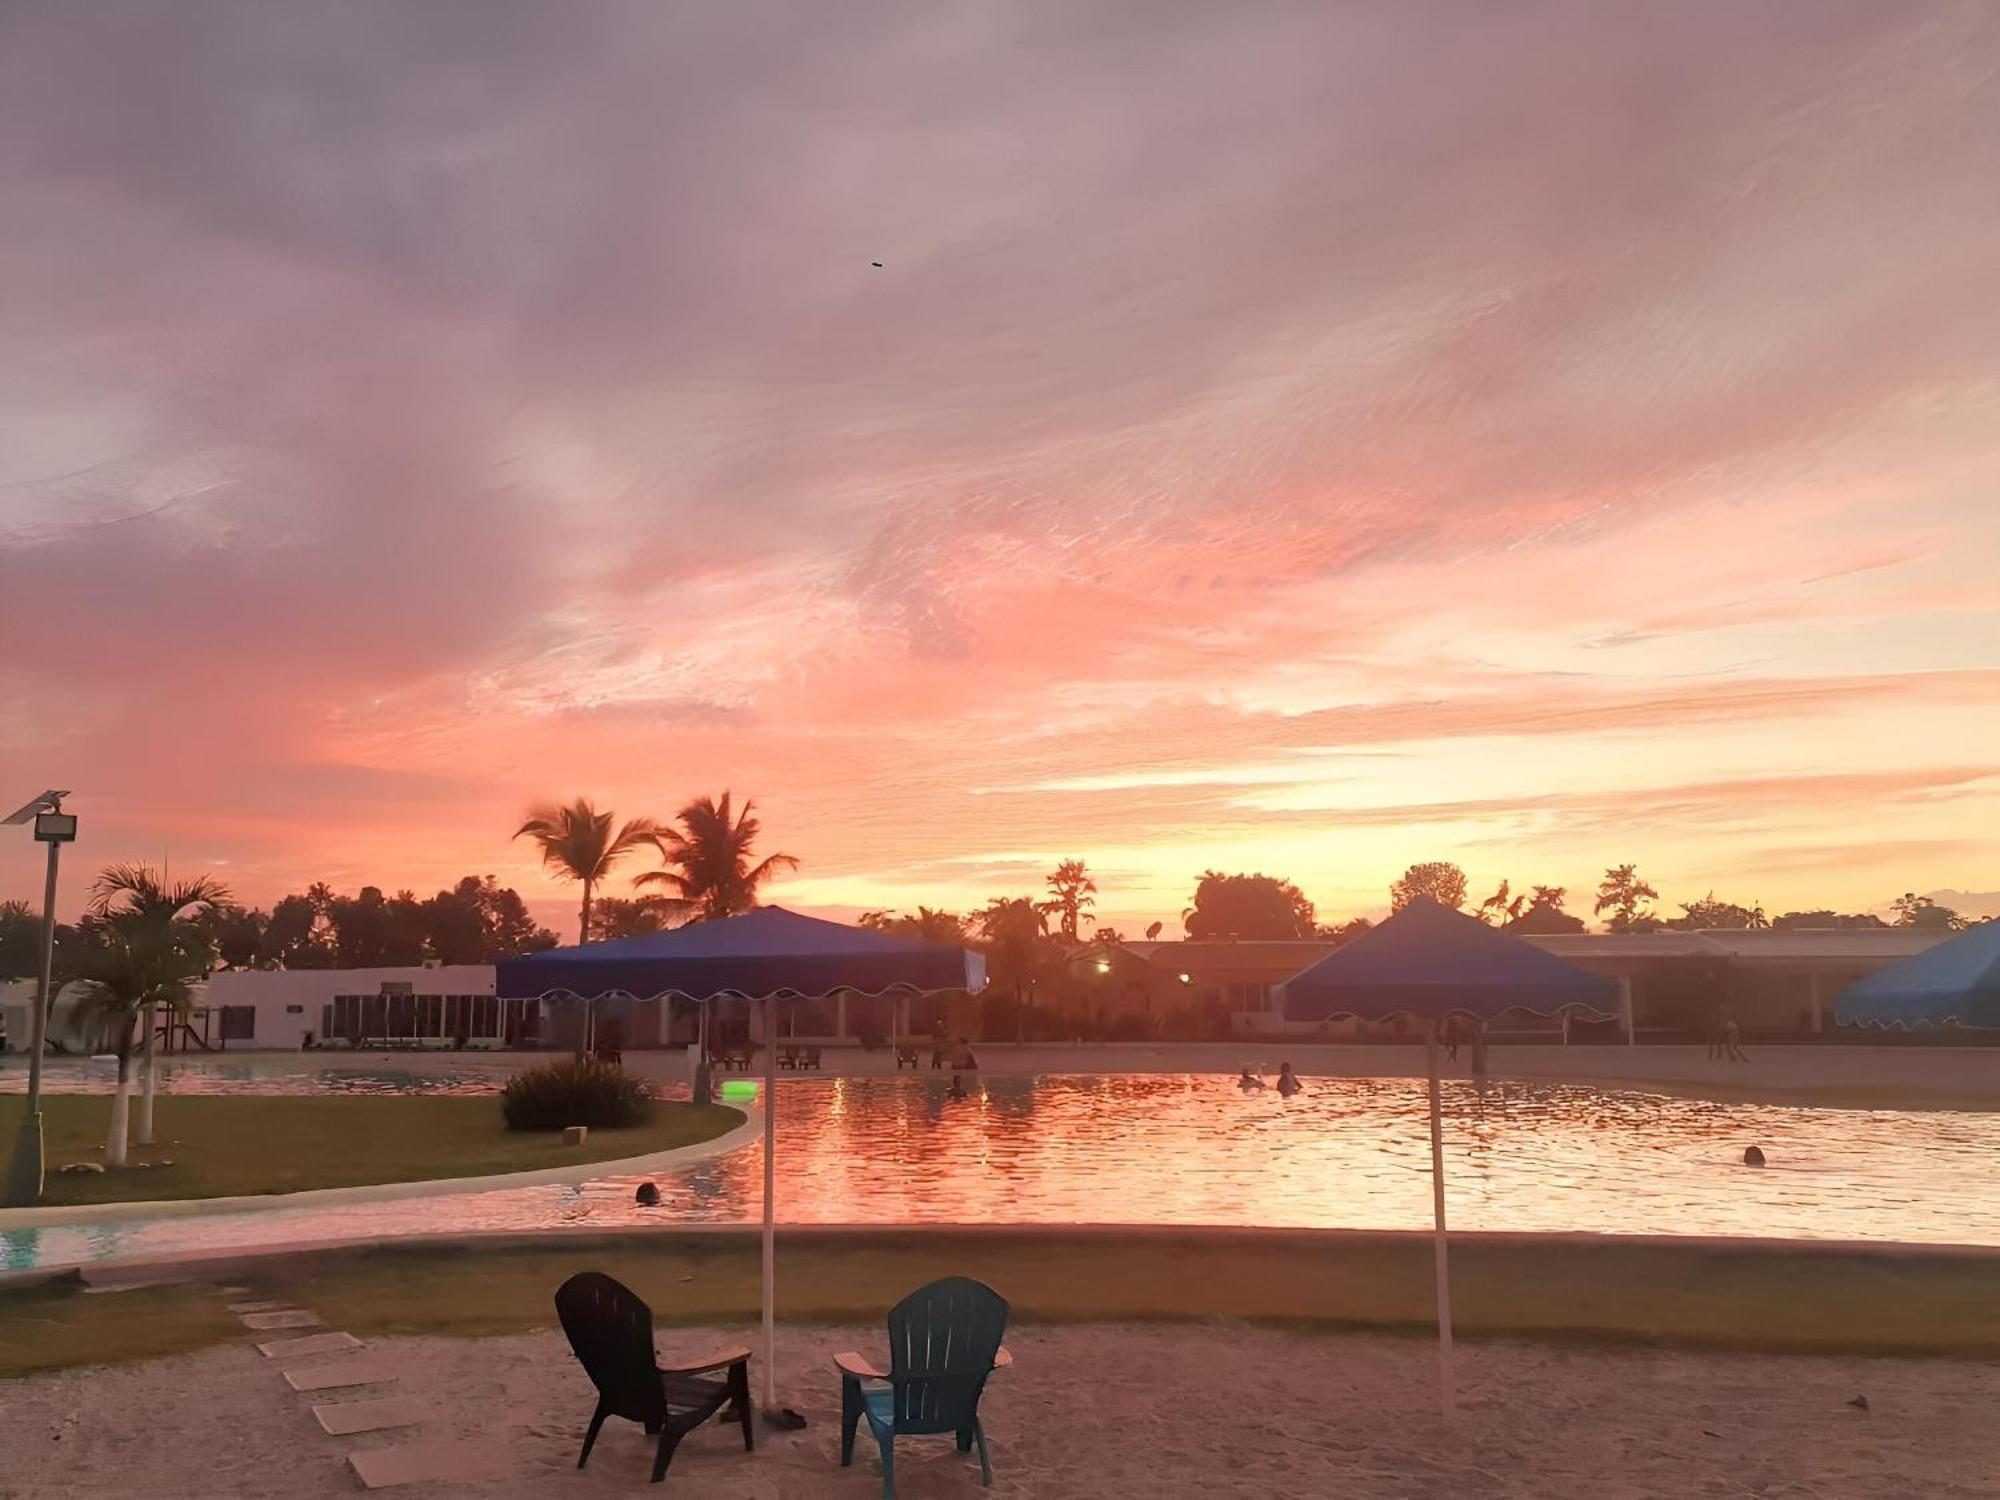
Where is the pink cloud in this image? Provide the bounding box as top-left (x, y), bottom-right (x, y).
top-left (1, 2), bottom-right (1996, 928)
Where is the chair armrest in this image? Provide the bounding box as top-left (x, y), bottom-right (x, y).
top-left (992, 1346), bottom-right (1013, 1370)
top-left (834, 1351), bottom-right (888, 1381)
top-left (659, 1345), bottom-right (752, 1377)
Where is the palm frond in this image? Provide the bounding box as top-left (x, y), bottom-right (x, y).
top-left (514, 798), bottom-right (659, 885)
top-left (89, 863), bottom-right (232, 921)
top-left (744, 853), bottom-right (801, 884)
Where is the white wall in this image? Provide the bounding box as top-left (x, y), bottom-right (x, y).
top-left (2, 977), bottom-right (119, 1054)
top-left (199, 965), bottom-right (498, 1050)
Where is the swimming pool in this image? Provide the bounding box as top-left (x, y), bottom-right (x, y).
top-left (5, 1071), bottom-right (1996, 1271)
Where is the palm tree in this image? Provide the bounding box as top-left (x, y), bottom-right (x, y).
top-left (1594, 864), bottom-right (1660, 931)
top-left (1477, 879), bottom-right (1525, 926)
top-left (513, 799), bottom-right (660, 944)
top-left (972, 897), bottom-right (1050, 1004)
top-left (636, 793), bottom-right (798, 923)
top-left (89, 865), bottom-right (230, 1146)
top-left (1043, 859), bottom-right (1097, 944)
top-left (68, 914), bottom-right (215, 1167)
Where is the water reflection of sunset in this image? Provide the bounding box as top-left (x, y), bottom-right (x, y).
top-left (12, 1073), bottom-right (1997, 1274)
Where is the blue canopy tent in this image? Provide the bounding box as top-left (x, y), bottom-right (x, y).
top-left (1836, 920), bottom-right (2000, 1029)
top-left (497, 906), bottom-right (985, 1411)
top-left (1276, 897), bottom-right (1618, 1411)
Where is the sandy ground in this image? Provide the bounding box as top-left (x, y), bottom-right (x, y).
top-left (4, 1322), bottom-right (1997, 1499)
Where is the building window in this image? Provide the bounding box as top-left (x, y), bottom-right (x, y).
top-left (218, 1005), bottom-right (256, 1041)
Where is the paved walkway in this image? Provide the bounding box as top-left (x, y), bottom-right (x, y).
top-left (222, 1282), bottom-right (503, 1489)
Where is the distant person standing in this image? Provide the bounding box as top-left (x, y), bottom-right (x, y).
top-left (951, 1036), bottom-right (980, 1079)
top-left (1470, 1019), bottom-right (1489, 1079)
top-left (1442, 1015), bottom-right (1460, 1063)
top-left (1722, 1016), bottom-right (1747, 1063)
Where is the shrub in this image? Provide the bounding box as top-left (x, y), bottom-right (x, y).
top-left (501, 1059), bottom-right (657, 1131)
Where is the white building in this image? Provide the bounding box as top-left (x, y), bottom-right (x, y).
top-left (197, 965), bottom-right (507, 1051)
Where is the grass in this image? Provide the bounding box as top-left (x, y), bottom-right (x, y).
top-left (0, 1094), bottom-right (743, 1206)
top-left (4, 1228), bottom-right (1996, 1378)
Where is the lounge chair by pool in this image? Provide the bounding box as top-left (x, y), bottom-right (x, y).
top-left (554, 1271), bottom-right (753, 1484)
top-left (837, 1276), bottom-right (1011, 1497)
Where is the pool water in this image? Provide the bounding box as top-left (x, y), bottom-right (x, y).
top-left (4, 1073), bottom-right (1997, 1271)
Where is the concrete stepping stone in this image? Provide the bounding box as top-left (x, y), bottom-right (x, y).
top-left (347, 1440), bottom-right (502, 1489)
top-left (82, 1275), bottom-right (192, 1295)
top-left (285, 1358), bottom-right (399, 1393)
top-left (259, 1330), bottom-right (362, 1359)
top-left (242, 1308), bottom-right (323, 1331)
top-left (314, 1396), bottom-right (423, 1436)
top-left (228, 1299), bottom-right (293, 1313)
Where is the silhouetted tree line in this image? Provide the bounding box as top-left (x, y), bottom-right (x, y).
top-left (6, 844), bottom-right (1980, 991)
top-left (183, 875), bottom-right (557, 971)
top-left (840, 856), bottom-right (1984, 978)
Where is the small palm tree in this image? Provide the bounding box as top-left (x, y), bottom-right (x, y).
top-left (513, 799), bottom-right (660, 944)
top-left (69, 915), bottom-right (214, 1166)
top-left (1477, 879), bottom-right (1525, 926)
top-left (637, 793), bottom-right (798, 923)
top-left (1043, 859), bottom-right (1097, 944)
top-left (972, 896), bottom-right (1050, 1003)
top-left (90, 865), bottom-right (230, 1146)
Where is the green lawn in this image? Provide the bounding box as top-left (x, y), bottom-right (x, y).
top-left (5, 1229), bottom-right (1996, 1378)
top-left (0, 1094), bottom-right (743, 1206)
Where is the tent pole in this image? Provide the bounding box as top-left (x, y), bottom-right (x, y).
top-left (1426, 1018), bottom-right (1456, 1419)
top-left (761, 992), bottom-right (778, 1411)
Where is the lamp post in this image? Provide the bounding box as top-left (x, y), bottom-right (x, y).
top-left (5, 791), bottom-right (76, 1207)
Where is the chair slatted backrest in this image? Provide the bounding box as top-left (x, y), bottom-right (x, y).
top-left (885, 1277), bottom-right (1009, 1434)
top-left (555, 1271), bottom-right (665, 1425)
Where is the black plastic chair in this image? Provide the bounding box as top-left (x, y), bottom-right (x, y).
top-left (837, 1276), bottom-right (1012, 1497)
top-left (554, 1271), bottom-right (753, 1484)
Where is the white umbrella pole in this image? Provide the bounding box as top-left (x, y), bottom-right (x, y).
top-left (1425, 1019), bottom-right (1456, 1418)
top-left (761, 992), bottom-right (778, 1410)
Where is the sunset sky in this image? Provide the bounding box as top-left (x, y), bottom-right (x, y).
top-left (2, 3), bottom-right (1996, 936)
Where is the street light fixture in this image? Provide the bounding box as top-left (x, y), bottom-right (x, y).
top-left (5, 790), bottom-right (76, 1206)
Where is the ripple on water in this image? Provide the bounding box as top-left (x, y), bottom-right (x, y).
top-left (4, 1070), bottom-right (1997, 1271)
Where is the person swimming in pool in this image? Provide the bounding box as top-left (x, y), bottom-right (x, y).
top-left (948, 1073), bottom-right (969, 1100)
top-left (1238, 1067), bottom-right (1266, 1090)
top-left (1276, 1062), bottom-right (1302, 1097)
top-left (635, 1181), bottom-right (661, 1207)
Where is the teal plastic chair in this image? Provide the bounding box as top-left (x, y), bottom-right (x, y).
top-left (836, 1277), bottom-right (1012, 1497)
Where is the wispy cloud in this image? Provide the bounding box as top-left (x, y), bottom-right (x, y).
top-left (1, 1), bottom-right (1996, 925)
